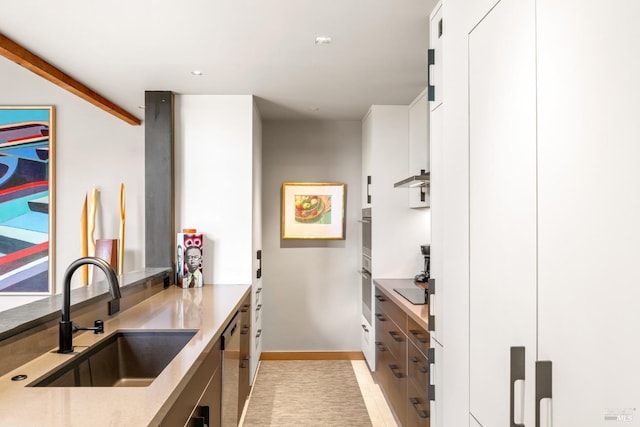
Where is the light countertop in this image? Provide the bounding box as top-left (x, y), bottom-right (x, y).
top-left (0, 284), bottom-right (250, 427)
top-left (373, 278), bottom-right (429, 331)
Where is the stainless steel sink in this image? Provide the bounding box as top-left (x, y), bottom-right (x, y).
top-left (30, 330), bottom-right (197, 387)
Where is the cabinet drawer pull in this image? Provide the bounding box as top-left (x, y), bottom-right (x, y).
top-left (409, 329), bottom-right (429, 344)
top-left (389, 364), bottom-right (403, 378)
top-left (256, 329), bottom-right (262, 338)
top-left (375, 341), bottom-right (386, 352)
top-left (388, 331), bottom-right (403, 342)
top-left (256, 304), bottom-right (262, 311)
top-left (240, 304), bottom-right (250, 312)
top-left (419, 366), bottom-right (428, 374)
top-left (361, 324), bottom-right (369, 332)
top-left (256, 287), bottom-right (262, 294)
top-left (241, 325), bottom-right (250, 335)
top-left (410, 397), bottom-right (429, 419)
top-left (511, 346), bottom-right (526, 427)
top-left (375, 295), bottom-right (386, 302)
top-left (375, 314), bottom-right (386, 321)
top-left (412, 356), bottom-right (420, 364)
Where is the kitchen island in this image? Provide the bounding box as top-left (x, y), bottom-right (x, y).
top-left (0, 284), bottom-right (250, 426)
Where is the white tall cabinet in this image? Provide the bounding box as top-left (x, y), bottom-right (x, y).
top-left (176, 94), bottom-right (263, 384)
top-left (468, 0), bottom-right (537, 424)
top-left (464, 0), bottom-right (640, 425)
top-left (428, 2), bottom-right (444, 427)
top-left (360, 106), bottom-right (431, 370)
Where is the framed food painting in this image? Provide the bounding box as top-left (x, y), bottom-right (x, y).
top-left (0, 106), bottom-right (56, 294)
top-left (281, 182), bottom-right (346, 240)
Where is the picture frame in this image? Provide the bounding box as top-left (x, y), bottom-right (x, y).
top-left (0, 106), bottom-right (56, 295)
top-left (281, 182), bottom-right (346, 240)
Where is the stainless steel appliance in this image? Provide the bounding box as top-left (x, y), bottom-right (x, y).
top-left (221, 313), bottom-right (240, 427)
top-left (360, 208), bottom-right (372, 324)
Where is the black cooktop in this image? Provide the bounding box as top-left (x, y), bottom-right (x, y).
top-left (393, 287), bottom-right (428, 305)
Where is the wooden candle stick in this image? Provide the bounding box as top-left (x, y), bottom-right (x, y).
top-left (118, 183), bottom-right (125, 275)
top-left (80, 194), bottom-right (88, 285)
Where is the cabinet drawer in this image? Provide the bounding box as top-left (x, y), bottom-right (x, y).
top-left (407, 378), bottom-right (430, 427)
top-left (377, 313), bottom-right (406, 360)
top-left (407, 316), bottom-right (429, 355)
top-left (375, 288), bottom-right (407, 333)
top-left (407, 341), bottom-right (429, 391)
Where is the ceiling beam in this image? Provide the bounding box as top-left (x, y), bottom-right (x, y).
top-left (0, 33), bottom-right (141, 126)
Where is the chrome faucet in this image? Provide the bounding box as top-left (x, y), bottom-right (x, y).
top-left (58, 256), bottom-right (121, 354)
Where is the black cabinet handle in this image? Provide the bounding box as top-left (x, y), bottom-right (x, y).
top-left (190, 405), bottom-right (210, 427)
top-left (256, 250), bottom-right (262, 279)
top-left (367, 175), bottom-right (372, 204)
top-left (375, 341), bottom-right (386, 352)
top-left (388, 331), bottom-right (403, 343)
top-left (389, 364), bottom-right (403, 378)
top-left (511, 347), bottom-right (526, 427)
top-left (256, 287), bottom-right (262, 294)
top-left (412, 356), bottom-right (428, 373)
top-left (375, 295), bottom-right (386, 302)
top-left (361, 324), bottom-right (369, 332)
top-left (409, 397), bottom-right (429, 419)
top-left (427, 278), bottom-right (436, 332)
top-left (375, 313), bottom-right (386, 321)
top-left (409, 329), bottom-right (429, 344)
top-left (240, 304), bottom-right (250, 313)
top-left (535, 361), bottom-right (553, 427)
top-left (427, 49), bottom-right (435, 101)
top-left (256, 329), bottom-right (262, 338)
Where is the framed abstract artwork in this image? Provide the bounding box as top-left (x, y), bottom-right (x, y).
top-left (281, 182), bottom-right (346, 240)
top-left (0, 106), bottom-right (55, 294)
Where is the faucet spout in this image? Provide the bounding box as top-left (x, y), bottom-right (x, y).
top-left (59, 256), bottom-right (121, 353)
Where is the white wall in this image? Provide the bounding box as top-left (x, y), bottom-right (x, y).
top-left (175, 95), bottom-right (256, 284)
top-left (0, 57), bottom-right (145, 312)
top-left (261, 120), bottom-right (362, 351)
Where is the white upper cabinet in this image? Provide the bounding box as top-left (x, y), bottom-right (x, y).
top-left (429, 1), bottom-right (443, 111)
top-left (362, 111), bottom-right (373, 208)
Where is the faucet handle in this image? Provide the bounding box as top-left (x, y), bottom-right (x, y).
top-left (71, 320), bottom-right (104, 335)
top-left (94, 320), bottom-right (104, 334)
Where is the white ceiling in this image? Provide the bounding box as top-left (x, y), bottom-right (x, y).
top-left (0, 0), bottom-right (436, 122)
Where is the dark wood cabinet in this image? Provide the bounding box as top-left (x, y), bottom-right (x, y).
top-left (375, 285), bottom-right (431, 427)
top-left (161, 338), bottom-right (223, 427)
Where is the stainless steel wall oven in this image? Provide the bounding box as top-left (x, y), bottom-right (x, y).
top-left (361, 208), bottom-right (372, 324)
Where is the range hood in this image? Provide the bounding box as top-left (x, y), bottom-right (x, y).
top-left (393, 170), bottom-right (430, 188)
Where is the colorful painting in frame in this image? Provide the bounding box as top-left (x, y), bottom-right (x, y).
top-left (281, 182), bottom-right (345, 240)
top-left (0, 106), bottom-right (55, 294)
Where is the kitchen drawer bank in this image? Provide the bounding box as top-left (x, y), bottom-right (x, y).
top-left (0, 284), bottom-right (251, 427)
top-left (374, 278), bottom-right (430, 427)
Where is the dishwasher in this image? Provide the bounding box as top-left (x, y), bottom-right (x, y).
top-left (221, 313), bottom-right (240, 427)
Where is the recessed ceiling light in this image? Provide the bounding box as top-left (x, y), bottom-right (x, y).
top-left (191, 70), bottom-right (204, 76)
top-left (315, 36), bottom-right (332, 45)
